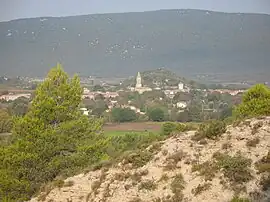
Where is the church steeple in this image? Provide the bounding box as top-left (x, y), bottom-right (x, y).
top-left (136, 72), bottom-right (142, 88)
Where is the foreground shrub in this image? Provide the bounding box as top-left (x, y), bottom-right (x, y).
top-left (214, 152), bottom-right (253, 186)
top-left (162, 122), bottom-right (189, 136)
top-left (191, 161), bottom-right (218, 181)
top-left (234, 84), bottom-right (270, 119)
top-left (170, 174), bottom-right (185, 201)
top-left (256, 151), bottom-right (270, 191)
top-left (192, 120), bottom-right (226, 141)
top-left (230, 196), bottom-right (251, 202)
top-left (122, 150), bottom-right (153, 168)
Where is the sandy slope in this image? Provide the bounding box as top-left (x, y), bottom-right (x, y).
top-left (30, 118), bottom-right (270, 202)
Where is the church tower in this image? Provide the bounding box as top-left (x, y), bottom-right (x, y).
top-left (136, 72), bottom-right (142, 88)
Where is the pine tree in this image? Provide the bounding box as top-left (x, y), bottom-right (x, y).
top-left (0, 64), bottom-right (103, 201)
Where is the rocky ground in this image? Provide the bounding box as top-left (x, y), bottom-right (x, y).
top-left (30, 118), bottom-right (270, 202)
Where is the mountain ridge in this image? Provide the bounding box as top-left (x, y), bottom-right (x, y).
top-left (1, 9), bottom-right (270, 79)
top-left (2, 9), bottom-right (270, 23)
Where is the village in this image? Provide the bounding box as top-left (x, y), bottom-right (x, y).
top-left (0, 70), bottom-right (245, 122)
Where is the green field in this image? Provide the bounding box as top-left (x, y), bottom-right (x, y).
top-left (104, 130), bottom-right (159, 137)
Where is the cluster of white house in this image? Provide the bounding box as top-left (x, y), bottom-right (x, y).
top-left (0, 93), bottom-right (31, 101)
top-left (80, 72), bottom-right (190, 116)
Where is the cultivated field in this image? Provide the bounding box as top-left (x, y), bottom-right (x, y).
top-left (103, 122), bottom-right (163, 133)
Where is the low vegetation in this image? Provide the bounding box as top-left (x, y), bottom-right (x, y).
top-left (191, 183), bottom-right (211, 196)
top-left (246, 137), bottom-right (260, 147)
top-left (122, 150), bottom-right (154, 168)
top-left (161, 122), bottom-right (197, 136)
top-left (170, 174), bottom-right (185, 201)
top-left (191, 161), bottom-right (218, 181)
top-left (214, 152), bottom-right (253, 188)
top-left (163, 150), bottom-right (186, 171)
top-left (138, 180), bottom-right (157, 191)
top-left (230, 196), bottom-right (251, 202)
top-left (192, 120), bottom-right (226, 141)
top-left (256, 151), bottom-right (270, 191)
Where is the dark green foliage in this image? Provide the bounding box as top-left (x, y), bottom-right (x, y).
top-left (161, 122), bottom-right (189, 136)
top-left (0, 109), bottom-right (12, 133)
top-left (111, 108), bottom-right (137, 122)
top-left (92, 85), bottom-right (105, 92)
top-left (9, 97), bottom-right (29, 116)
top-left (192, 120), bottom-right (226, 141)
top-left (256, 151), bottom-right (270, 191)
top-left (148, 108), bottom-right (165, 122)
top-left (122, 151), bottom-right (153, 168)
top-left (191, 183), bottom-right (211, 196)
top-left (191, 161), bottom-right (218, 181)
top-left (0, 65), bottom-right (104, 201)
top-left (138, 180), bottom-right (157, 191)
top-left (246, 137), bottom-right (260, 147)
top-left (230, 196), bottom-right (251, 202)
top-left (170, 174), bottom-right (185, 201)
top-left (234, 84), bottom-right (270, 118)
top-left (106, 132), bottom-right (163, 158)
top-left (214, 152), bottom-right (253, 186)
top-left (162, 122), bottom-right (177, 136)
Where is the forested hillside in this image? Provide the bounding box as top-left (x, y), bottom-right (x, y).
top-left (0, 9), bottom-right (270, 78)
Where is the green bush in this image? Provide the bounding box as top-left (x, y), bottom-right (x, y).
top-left (111, 108), bottom-right (137, 122)
top-left (162, 122), bottom-right (189, 136)
top-left (162, 122), bottom-right (177, 136)
top-left (214, 152), bottom-right (253, 186)
top-left (234, 84), bottom-right (270, 118)
top-left (192, 120), bottom-right (226, 141)
top-left (0, 109), bottom-right (12, 133)
top-left (230, 196), bottom-right (251, 202)
top-left (255, 151), bottom-right (270, 191)
top-left (148, 108), bottom-right (165, 122)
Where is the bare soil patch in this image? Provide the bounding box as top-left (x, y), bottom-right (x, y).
top-left (103, 122), bottom-right (162, 132)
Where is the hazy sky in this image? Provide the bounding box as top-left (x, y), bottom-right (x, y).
top-left (1, 0), bottom-right (270, 22)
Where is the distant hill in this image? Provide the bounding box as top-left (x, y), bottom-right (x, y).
top-left (122, 68), bottom-right (193, 88)
top-left (0, 9), bottom-right (270, 80)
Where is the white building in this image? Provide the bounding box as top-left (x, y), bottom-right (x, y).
top-left (83, 88), bottom-right (90, 94)
top-left (134, 72), bottom-right (152, 94)
top-left (176, 101), bottom-right (188, 109)
top-left (0, 93), bottom-right (31, 101)
top-left (178, 82), bottom-right (184, 91)
top-left (80, 108), bottom-right (89, 116)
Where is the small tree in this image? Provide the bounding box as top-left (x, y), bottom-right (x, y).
top-left (234, 84), bottom-right (270, 118)
top-left (148, 108), bottom-right (165, 122)
top-left (111, 108), bottom-right (137, 122)
top-left (0, 64), bottom-right (103, 201)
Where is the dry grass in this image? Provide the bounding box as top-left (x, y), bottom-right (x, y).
top-left (191, 161), bottom-right (218, 181)
top-left (246, 137), bottom-right (260, 147)
top-left (138, 180), bottom-right (157, 191)
top-left (191, 183), bottom-right (212, 196)
top-left (163, 150), bottom-right (186, 171)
